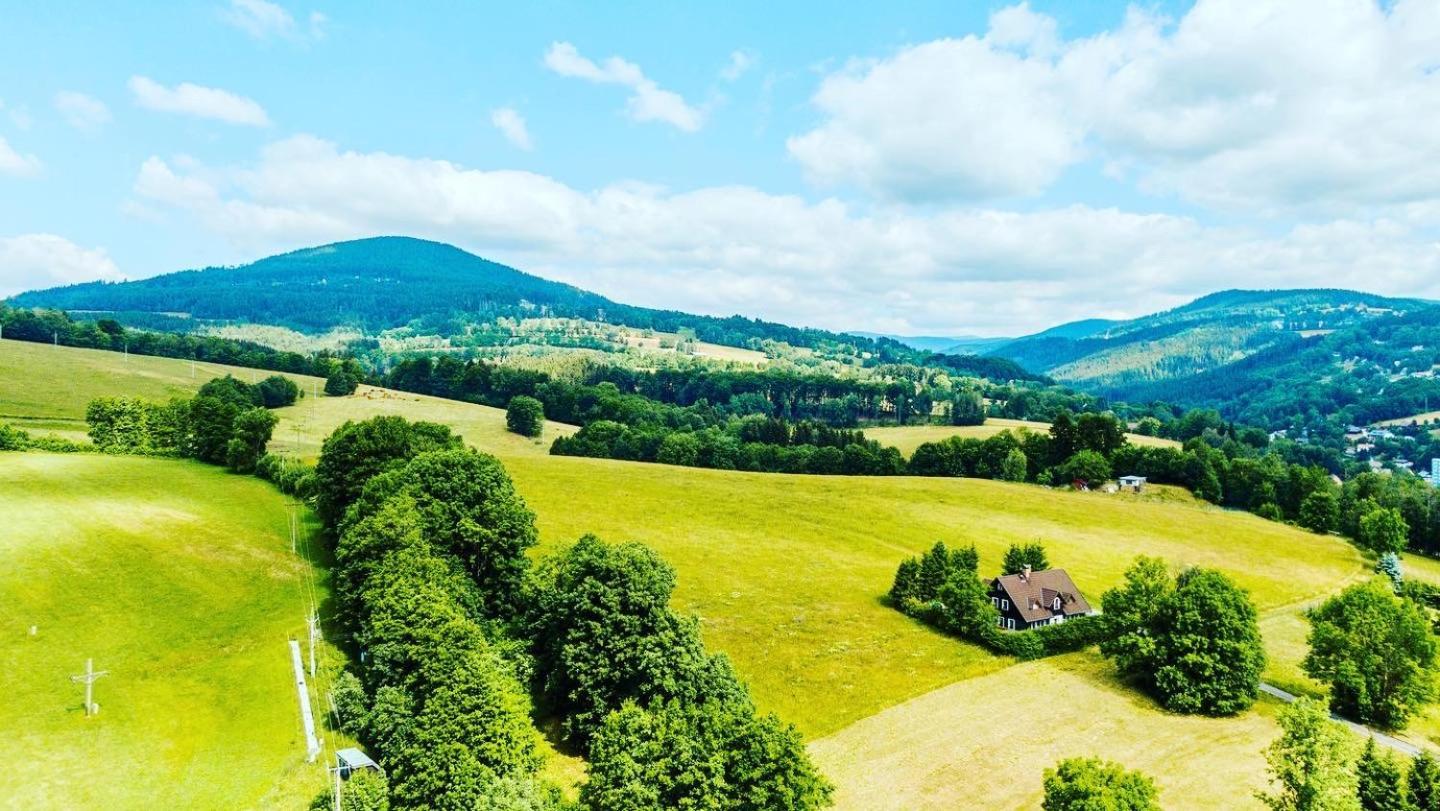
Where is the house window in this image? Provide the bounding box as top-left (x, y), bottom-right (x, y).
top-left (991, 597), bottom-right (998, 607)
top-left (996, 616), bottom-right (1004, 628)
top-left (1001, 599), bottom-right (1009, 611)
top-left (1007, 618), bottom-right (1016, 631)
top-left (1053, 597), bottom-right (1061, 610)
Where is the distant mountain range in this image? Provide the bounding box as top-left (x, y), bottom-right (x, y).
top-left (848, 332), bottom-right (1014, 355)
top-left (7, 236), bottom-right (1041, 382)
top-left (13, 237), bottom-right (1440, 427)
top-left (987, 289), bottom-right (1432, 391)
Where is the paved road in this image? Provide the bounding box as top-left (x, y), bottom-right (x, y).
top-left (1260, 683), bottom-right (1422, 757)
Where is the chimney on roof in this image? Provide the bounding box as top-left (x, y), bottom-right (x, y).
top-left (1022, 564), bottom-right (1032, 581)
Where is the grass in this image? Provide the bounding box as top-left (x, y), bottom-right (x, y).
top-left (865, 418), bottom-right (1178, 458)
top-left (809, 651), bottom-right (1285, 810)
top-left (0, 452), bottom-right (345, 809)
top-left (3, 341), bottom-right (1393, 805)
top-left (0, 339), bottom-right (322, 423)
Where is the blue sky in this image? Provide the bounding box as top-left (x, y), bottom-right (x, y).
top-left (2, 0), bottom-right (1439, 335)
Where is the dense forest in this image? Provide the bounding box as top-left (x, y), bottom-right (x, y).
top-left (10, 236), bottom-right (1041, 382)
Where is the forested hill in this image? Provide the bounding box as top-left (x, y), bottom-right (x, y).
top-left (11, 237), bottom-right (612, 331)
top-left (8, 236), bottom-right (1044, 382)
top-left (987, 288), bottom-right (1434, 400)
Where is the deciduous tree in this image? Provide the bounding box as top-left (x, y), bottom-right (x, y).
top-left (1304, 580), bottom-right (1436, 729)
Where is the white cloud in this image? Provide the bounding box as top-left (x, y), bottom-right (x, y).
top-left (490, 107), bottom-right (533, 151)
top-left (789, 0), bottom-right (1440, 211)
top-left (127, 135), bottom-right (1440, 334)
top-left (129, 76), bottom-right (271, 127)
top-left (543, 42), bottom-right (704, 132)
top-left (0, 136), bottom-right (41, 177)
top-left (0, 234), bottom-right (121, 296)
top-left (53, 91), bottom-right (111, 131)
top-left (221, 0), bottom-right (327, 40)
top-left (308, 10), bottom-right (327, 38)
top-left (788, 32), bottom-right (1081, 201)
top-left (721, 50), bottom-right (755, 81)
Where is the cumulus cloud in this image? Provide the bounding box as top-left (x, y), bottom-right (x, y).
top-left (0, 136), bottom-right (42, 177)
top-left (789, 0), bottom-right (1440, 211)
top-left (544, 42), bottom-right (704, 132)
top-left (127, 136), bottom-right (1440, 334)
top-left (129, 76), bottom-right (271, 127)
top-left (0, 234), bottom-right (121, 296)
top-left (53, 91), bottom-right (111, 131)
top-left (490, 107), bottom-right (533, 151)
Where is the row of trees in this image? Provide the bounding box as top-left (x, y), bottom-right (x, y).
top-left (0, 303), bottom-right (350, 379)
top-left (311, 416), bottom-right (832, 809)
top-left (551, 419), bottom-right (907, 476)
top-left (84, 374), bottom-right (293, 472)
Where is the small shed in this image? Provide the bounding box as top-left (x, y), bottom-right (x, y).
top-left (336, 748), bottom-right (381, 778)
top-left (1118, 475), bottom-right (1147, 493)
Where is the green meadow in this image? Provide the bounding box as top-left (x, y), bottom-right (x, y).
top-left (2, 340), bottom-right (1421, 808)
top-left (0, 452), bottom-right (344, 808)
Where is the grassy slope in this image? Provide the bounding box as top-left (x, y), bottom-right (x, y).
top-left (810, 653), bottom-right (1284, 810)
top-left (0, 339), bottom-right (323, 442)
top-left (4, 341), bottom-right (1394, 807)
top-left (865, 418), bottom-right (1177, 458)
top-left (0, 453), bottom-right (344, 809)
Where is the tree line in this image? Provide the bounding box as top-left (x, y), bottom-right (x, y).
top-left (0, 303), bottom-right (349, 379)
top-left (83, 374), bottom-right (296, 472)
top-left (310, 415), bottom-right (833, 810)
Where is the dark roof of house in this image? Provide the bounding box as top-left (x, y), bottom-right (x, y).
top-left (991, 568), bottom-right (1092, 623)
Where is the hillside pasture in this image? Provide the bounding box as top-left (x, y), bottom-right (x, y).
top-left (0, 452), bottom-right (343, 808)
top-left (810, 652), bottom-right (1283, 810)
top-left (2, 341), bottom-right (1390, 805)
top-left (865, 418), bottom-right (1177, 458)
top-left (0, 339), bottom-right (322, 423)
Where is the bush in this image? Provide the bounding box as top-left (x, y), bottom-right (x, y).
top-left (0, 421), bottom-right (32, 451)
top-left (505, 395), bottom-right (545, 438)
top-left (1042, 757), bottom-right (1160, 811)
top-left (255, 453), bottom-right (316, 497)
top-left (257, 375), bottom-right (301, 408)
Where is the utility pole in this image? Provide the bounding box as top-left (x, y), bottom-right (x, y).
top-left (307, 611), bottom-right (320, 677)
top-left (70, 658), bottom-right (108, 717)
top-left (327, 763), bottom-right (343, 811)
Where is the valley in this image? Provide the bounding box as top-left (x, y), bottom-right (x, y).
top-left (4, 340), bottom-right (1413, 808)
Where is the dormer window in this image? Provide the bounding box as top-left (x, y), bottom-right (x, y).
top-left (1053, 597), bottom-right (1061, 610)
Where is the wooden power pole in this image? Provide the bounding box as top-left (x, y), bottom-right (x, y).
top-left (70, 658), bottom-right (108, 717)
